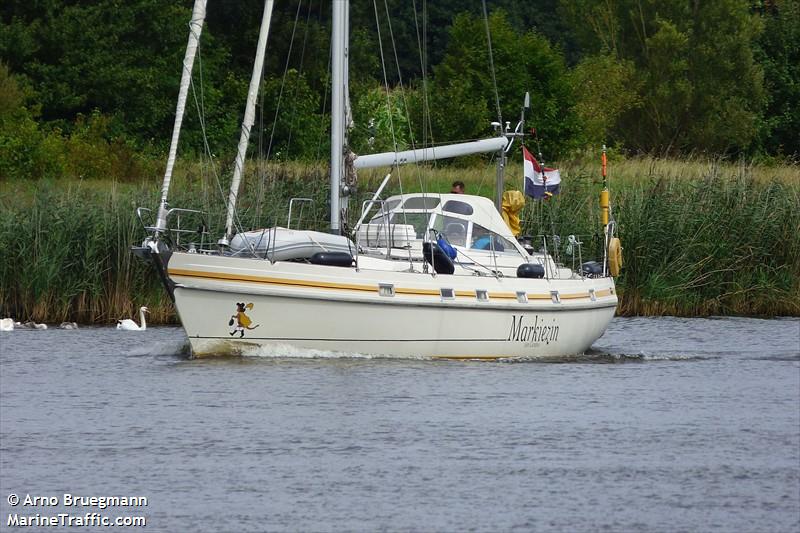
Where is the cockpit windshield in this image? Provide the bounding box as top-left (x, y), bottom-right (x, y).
top-left (369, 211), bottom-right (432, 240)
top-left (470, 223), bottom-right (517, 253)
top-left (432, 215), bottom-right (468, 247)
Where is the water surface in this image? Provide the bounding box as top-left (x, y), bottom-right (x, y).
top-left (1, 317), bottom-right (798, 532)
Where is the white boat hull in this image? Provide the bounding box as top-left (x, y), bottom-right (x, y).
top-left (168, 252), bottom-right (617, 359)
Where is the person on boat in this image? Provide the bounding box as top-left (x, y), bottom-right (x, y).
top-left (450, 181), bottom-right (465, 194)
top-left (230, 302), bottom-right (259, 337)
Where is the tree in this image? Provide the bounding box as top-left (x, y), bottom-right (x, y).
top-left (428, 10), bottom-right (580, 158)
top-left (255, 70), bottom-right (325, 161)
top-left (562, 0), bottom-right (766, 155)
top-left (0, 0), bottom-right (236, 149)
top-left (0, 61), bottom-right (52, 180)
top-left (569, 54), bottom-right (641, 147)
top-left (755, 0), bottom-right (800, 158)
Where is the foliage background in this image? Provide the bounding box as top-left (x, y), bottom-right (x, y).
top-left (1, 0), bottom-right (798, 322)
top-left (1, 0), bottom-right (798, 178)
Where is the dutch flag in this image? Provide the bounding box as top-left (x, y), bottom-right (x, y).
top-left (523, 145), bottom-right (560, 199)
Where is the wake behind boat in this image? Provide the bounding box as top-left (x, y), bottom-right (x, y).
top-left (134, 0), bottom-right (621, 359)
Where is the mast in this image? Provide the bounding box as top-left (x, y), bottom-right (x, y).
top-left (221, 0), bottom-right (275, 245)
top-left (330, 0), bottom-right (348, 234)
top-left (155, 0), bottom-right (207, 234)
top-left (495, 136), bottom-right (506, 211)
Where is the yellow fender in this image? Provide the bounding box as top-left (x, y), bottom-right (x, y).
top-left (608, 237), bottom-right (623, 277)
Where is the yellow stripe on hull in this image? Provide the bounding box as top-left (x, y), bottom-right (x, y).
top-left (169, 267), bottom-right (607, 303)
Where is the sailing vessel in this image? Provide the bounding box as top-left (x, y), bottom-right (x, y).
top-left (135, 0), bottom-right (619, 359)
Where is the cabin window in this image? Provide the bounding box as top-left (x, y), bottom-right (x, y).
top-left (516, 291), bottom-right (528, 303)
top-left (440, 288), bottom-right (455, 300)
top-left (551, 291), bottom-right (561, 303)
top-left (368, 214), bottom-right (390, 226)
top-left (433, 215), bottom-right (468, 247)
top-left (383, 199), bottom-right (401, 213)
top-left (379, 284), bottom-right (395, 297)
top-left (476, 289), bottom-right (489, 301)
top-left (442, 200), bottom-right (473, 215)
top-left (403, 196), bottom-right (440, 210)
top-left (470, 223), bottom-right (516, 252)
top-left (380, 212), bottom-right (431, 238)
top-left (368, 199), bottom-right (401, 222)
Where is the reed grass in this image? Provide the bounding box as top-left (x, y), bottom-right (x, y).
top-left (1, 156), bottom-right (797, 324)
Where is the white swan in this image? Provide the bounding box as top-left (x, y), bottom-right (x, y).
top-left (24, 321), bottom-right (47, 330)
top-left (117, 306), bottom-right (149, 331)
top-left (59, 322), bottom-right (79, 330)
top-left (0, 318), bottom-right (13, 331)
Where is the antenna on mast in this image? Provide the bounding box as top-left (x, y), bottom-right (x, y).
top-left (495, 92), bottom-right (530, 211)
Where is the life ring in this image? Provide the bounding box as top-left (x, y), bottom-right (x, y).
top-left (608, 237), bottom-right (623, 277)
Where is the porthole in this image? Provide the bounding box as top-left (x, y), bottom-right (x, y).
top-left (379, 284), bottom-right (395, 297)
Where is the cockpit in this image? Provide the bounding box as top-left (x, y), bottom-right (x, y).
top-left (357, 193), bottom-right (524, 257)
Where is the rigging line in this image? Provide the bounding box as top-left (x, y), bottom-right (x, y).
top-left (253, 0), bottom-right (305, 230)
top-left (286, 0), bottom-right (311, 157)
top-left (372, 0), bottom-right (398, 153)
top-left (382, 0), bottom-right (427, 203)
top-left (412, 0), bottom-right (434, 155)
top-left (254, 6), bottom-right (271, 230)
top-left (297, 0), bottom-right (314, 94)
top-left (315, 47), bottom-right (332, 163)
top-left (254, 51), bottom-right (266, 229)
top-left (194, 30), bottom-right (213, 228)
top-left (190, 76), bottom-right (246, 239)
top-left (531, 132), bottom-right (561, 264)
top-left (312, 0), bottom-right (330, 166)
top-left (372, 0), bottom-right (413, 268)
top-left (411, 0), bottom-right (424, 148)
top-left (187, 48), bottom-right (228, 232)
top-left (198, 4), bottom-right (274, 240)
top-left (427, 136), bottom-right (494, 146)
top-left (245, 0), bottom-right (303, 235)
top-left (382, 0), bottom-right (415, 151)
top-left (252, 72), bottom-right (267, 228)
top-left (481, 0), bottom-right (503, 127)
top-left (423, 0), bottom-right (434, 155)
top-left (263, 0), bottom-right (303, 169)
top-left (196, 31), bottom-right (224, 234)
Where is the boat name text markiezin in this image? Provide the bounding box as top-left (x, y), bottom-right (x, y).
top-left (507, 314), bottom-right (559, 345)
